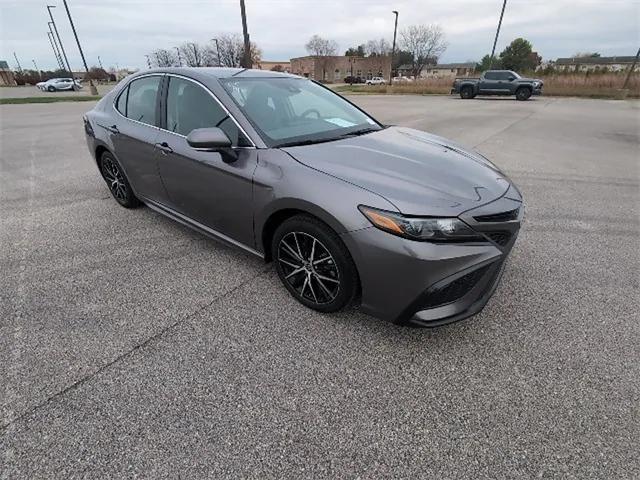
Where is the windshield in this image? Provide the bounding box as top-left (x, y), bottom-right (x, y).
top-left (220, 77), bottom-right (381, 147)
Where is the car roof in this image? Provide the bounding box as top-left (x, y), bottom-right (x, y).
top-left (137, 67), bottom-right (299, 80)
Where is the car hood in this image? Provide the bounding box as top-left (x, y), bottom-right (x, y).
top-left (519, 77), bottom-right (542, 83)
top-left (283, 126), bottom-right (511, 216)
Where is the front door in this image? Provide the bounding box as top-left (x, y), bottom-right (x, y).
top-left (155, 75), bottom-right (257, 247)
top-left (479, 71), bottom-right (502, 94)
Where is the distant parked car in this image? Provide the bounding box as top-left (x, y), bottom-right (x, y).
top-left (42, 78), bottom-right (82, 92)
top-left (451, 70), bottom-right (543, 101)
top-left (343, 75), bottom-right (364, 84)
top-left (392, 76), bottom-right (414, 84)
top-left (366, 77), bottom-right (385, 85)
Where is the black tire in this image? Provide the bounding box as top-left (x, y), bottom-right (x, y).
top-left (516, 87), bottom-right (532, 101)
top-left (272, 215), bottom-right (359, 313)
top-left (460, 86), bottom-right (474, 99)
top-left (99, 151), bottom-right (141, 208)
top-left (47, 85), bottom-right (56, 92)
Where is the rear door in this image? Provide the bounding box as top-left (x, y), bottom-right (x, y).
top-left (154, 75), bottom-right (257, 246)
top-left (479, 71), bottom-right (500, 93)
top-left (108, 74), bottom-right (168, 203)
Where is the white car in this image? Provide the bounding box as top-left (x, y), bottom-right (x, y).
top-left (42, 78), bottom-right (82, 92)
top-left (392, 76), bottom-right (414, 84)
top-left (365, 77), bottom-right (386, 85)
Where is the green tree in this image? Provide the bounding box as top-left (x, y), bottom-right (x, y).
top-left (344, 44), bottom-right (366, 57)
top-left (498, 38), bottom-right (538, 72)
top-left (476, 54), bottom-right (501, 71)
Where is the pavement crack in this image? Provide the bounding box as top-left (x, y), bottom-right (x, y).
top-left (0, 265), bottom-right (272, 433)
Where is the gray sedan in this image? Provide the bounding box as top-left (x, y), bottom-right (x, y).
top-left (83, 68), bottom-right (523, 327)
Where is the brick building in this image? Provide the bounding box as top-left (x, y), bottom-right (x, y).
top-left (256, 60), bottom-right (291, 73)
top-left (290, 55), bottom-right (391, 83)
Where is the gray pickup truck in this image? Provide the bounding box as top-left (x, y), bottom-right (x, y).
top-left (451, 70), bottom-right (543, 101)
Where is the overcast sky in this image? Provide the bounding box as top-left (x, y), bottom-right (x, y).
top-left (1, 0), bottom-right (638, 71)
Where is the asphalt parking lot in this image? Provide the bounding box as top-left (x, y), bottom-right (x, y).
top-left (1, 95), bottom-right (638, 479)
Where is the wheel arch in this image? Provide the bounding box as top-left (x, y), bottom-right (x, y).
top-left (259, 199), bottom-right (349, 262)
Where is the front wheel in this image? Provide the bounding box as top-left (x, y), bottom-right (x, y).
top-left (516, 87), bottom-right (532, 101)
top-left (272, 215), bottom-right (359, 313)
top-left (47, 85), bottom-right (56, 92)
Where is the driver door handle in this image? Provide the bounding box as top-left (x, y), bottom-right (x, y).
top-left (155, 141), bottom-right (173, 154)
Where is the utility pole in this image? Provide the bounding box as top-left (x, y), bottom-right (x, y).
top-left (32, 60), bottom-right (43, 80)
top-left (174, 47), bottom-right (182, 66)
top-left (389, 10), bottom-right (399, 85)
top-left (47, 31), bottom-right (64, 70)
top-left (98, 55), bottom-right (104, 70)
top-left (211, 38), bottom-right (221, 67)
top-left (13, 52), bottom-right (23, 72)
top-left (48, 23), bottom-right (65, 70)
top-left (239, 0), bottom-right (251, 68)
top-left (622, 47), bottom-right (640, 90)
top-left (489, 0), bottom-right (507, 68)
top-left (47, 5), bottom-right (73, 77)
top-left (62, 0), bottom-right (98, 95)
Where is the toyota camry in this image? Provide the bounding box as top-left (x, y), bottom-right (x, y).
top-left (83, 68), bottom-right (523, 327)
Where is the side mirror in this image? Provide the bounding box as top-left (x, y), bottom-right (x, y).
top-left (508, 76), bottom-right (515, 81)
top-left (186, 127), bottom-right (232, 149)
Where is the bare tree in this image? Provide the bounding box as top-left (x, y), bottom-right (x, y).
top-left (400, 24), bottom-right (448, 77)
top-left (209, 34), bottom-right (262, 67)
top-left (152, 49), bottom-right (177, 67)
top-left (365, 38), bottom-right (391, 57)
top-left (305, 34), bottom-right (338, 81)
top-left (180, 42), bottom-right (208, 67)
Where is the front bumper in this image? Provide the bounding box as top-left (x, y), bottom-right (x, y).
top-left (341, 190), bottom-right (523, 327)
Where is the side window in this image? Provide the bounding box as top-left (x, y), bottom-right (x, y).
top-left (166, 76), bottom-right (248, 146)
top-left (497, 72), bottom-right (510, 80)
top-left (485, 72), bottom-right (497, 80)
top-left (125, 76), bottom-right (161, 126)
top-left (115, 86), bottom-right (128, 115)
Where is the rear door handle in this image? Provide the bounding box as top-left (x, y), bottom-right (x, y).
top-left (155, 142), bottom-right (173, 154)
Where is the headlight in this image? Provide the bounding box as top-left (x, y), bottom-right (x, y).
top-left (359, 206), bottom-right (485, 242)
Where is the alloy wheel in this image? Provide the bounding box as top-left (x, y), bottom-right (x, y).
top-left (277, 232), bottom-right (340, 305)
top-left (101, 157), bottom-right (127, 201)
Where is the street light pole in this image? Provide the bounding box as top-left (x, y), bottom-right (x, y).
top-left (239, 0), bottom-right (252, 68)
top-left (622, 47), bottom-right (640, 90)
top-left (62, 0), bottom-right (98, 95)
top-left (47, 31), bottom-right (64, 70)
top-left (13, 52), bottom-right (23, 72)
top-left (47, 6), bottom-right (73, 78)
top-left (489, 0), bottom-right (507, 68)
top-left (48, 23), bottom-right (64, 70)
top-left (389, 10), bottom-right (399, 85)
top-left (32, 60), bottom-right (43, 80)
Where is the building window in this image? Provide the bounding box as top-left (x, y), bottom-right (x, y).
top-left (356, 69), bottom-right (362, 78)
top-left (367, 70), bottom-right (373, 80)
top-left (334, 69), bottom-right (341, 80)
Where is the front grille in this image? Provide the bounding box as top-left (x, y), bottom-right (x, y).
top-left (485, 231), bottom-right (512, 246)
top-left (423, 266), bottom-right (490, 309)
top-left (474, 208), bottom-right (519, 222)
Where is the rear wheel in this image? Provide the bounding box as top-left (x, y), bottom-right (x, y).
top-left (516, 87), bottom-right (532, 101)
top-left (272, 215), bottom-right (358, 313)
top-left (47, 85), bottom-right (55, 92)
top-left (99, 152), bottom-right (141, 208)
top-left (460, 86), bottom-right (474, 99)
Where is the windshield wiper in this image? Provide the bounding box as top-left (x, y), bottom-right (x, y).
top-left (276, 137), bottom-right (338, 148)
top-left (338, 127), bottom-right (380, 138)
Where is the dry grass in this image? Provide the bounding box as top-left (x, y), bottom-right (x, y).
top-left (335, 73), bottom-right (640, 99)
